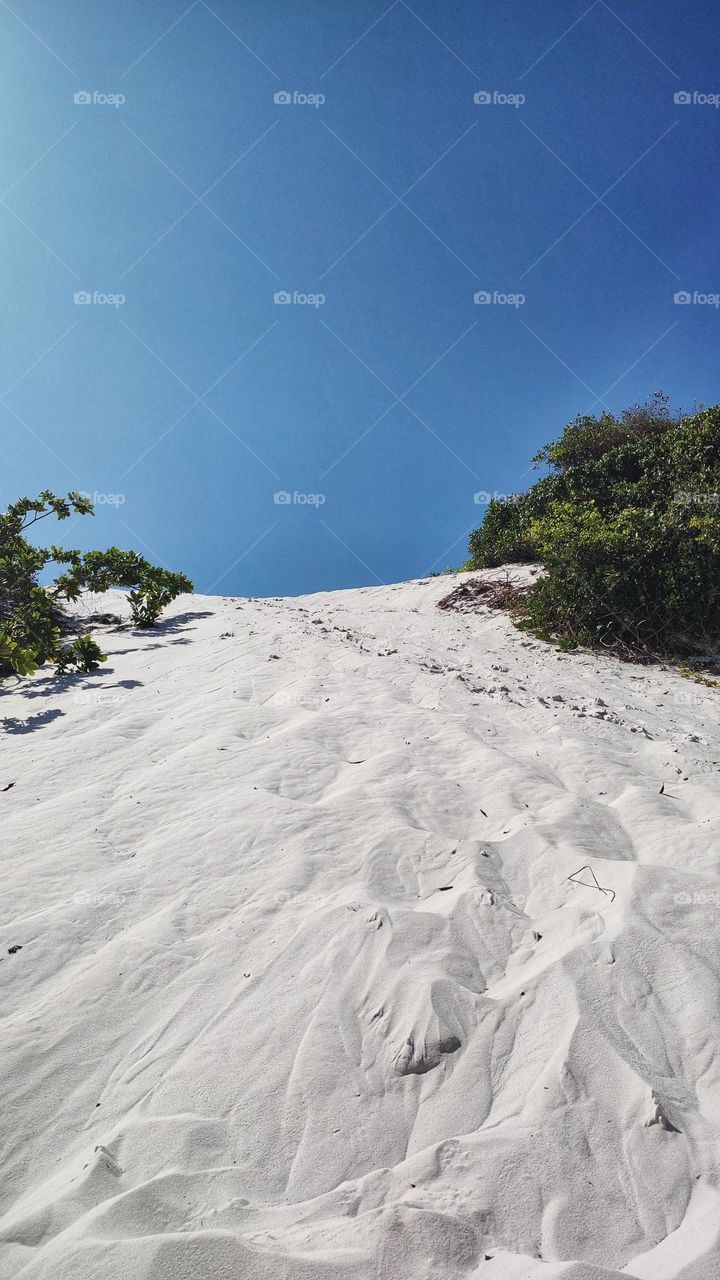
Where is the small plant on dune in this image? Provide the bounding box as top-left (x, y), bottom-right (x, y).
top-left (127, 573), bottom-right (188, 627)
top-left (466, 395), bottom-right (720, 661)
top-left (54, 634), bottom-right (108, 676)
top-left (0, 490), bottom-right (193, 681)
top-left (677, 665), bottom-right (720, 691)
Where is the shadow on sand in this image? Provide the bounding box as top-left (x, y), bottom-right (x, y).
top-left (0, 610), bottom-right (214, 732)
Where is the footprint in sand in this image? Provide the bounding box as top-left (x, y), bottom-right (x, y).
top-left (393, 1034), bottom-right (461, 1076)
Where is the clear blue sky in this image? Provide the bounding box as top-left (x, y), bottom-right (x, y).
top-left (3, 0), bottom-right (719, 595)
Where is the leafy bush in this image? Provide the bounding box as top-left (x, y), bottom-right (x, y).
top-left (467, 398), bottom-right (720, 659)
top-left (0, 491), bottom-right (193, 680)
top-left (532, 390), bottom-right (684, 472)
top-left (127, 573), bottom-right (189, 627)
top-left (55, 635), bottom-right (107, 675)
top-left (466, 475), bottom-right (563, 568)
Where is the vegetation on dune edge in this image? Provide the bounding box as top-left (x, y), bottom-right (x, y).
top-left (464, 394), bottom-right (720, 664)
top-left (6, 393), bottom-right (719, 683)
top-left (0, 491), bottom-right (193, 681)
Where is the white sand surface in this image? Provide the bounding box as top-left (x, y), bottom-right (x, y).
top-left (2, 569), bottom-right (720, 1279)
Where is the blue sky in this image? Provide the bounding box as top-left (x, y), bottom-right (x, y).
top-left (3, 0), bottom-right (719, 595)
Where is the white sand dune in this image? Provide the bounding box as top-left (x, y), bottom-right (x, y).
top-left (2, 570), bottom-right (720, 1279)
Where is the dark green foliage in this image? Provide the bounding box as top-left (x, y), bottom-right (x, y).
top-left (467, 399), bottom-right (720, 659)
top-left (54, 547), bottom-right (193, 630)
top-left (532, 391), bottom-right (684, 472)
top-left (0, 491), bottom-right (193, 679)
top-left (127, 573), bottom-right (190, 628)
top-left (467, 475), bottom-right (564, 568)
top-left (55, 635), bottom-right (107, 675)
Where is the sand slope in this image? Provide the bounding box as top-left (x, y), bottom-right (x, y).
top-left (2, 571), bottom-right (720, 1279)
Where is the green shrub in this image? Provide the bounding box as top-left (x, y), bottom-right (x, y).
top-left (467, 475), bottom-right (564, 568)
top-left (127, 571), bottom-right (190, 627)
top-left (532, 390), bottom-right (684, 471)
top-left (0, 631), bottom-right (41, 677)
top-left (55, 635), bottom-right (107, 675)
top-left (467, 398), bottom-right (720, 659)
top-left (0, 490), bottom-right (193, 680)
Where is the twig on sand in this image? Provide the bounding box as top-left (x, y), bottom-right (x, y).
top-left (567, 865), bottom-right (616, 903)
